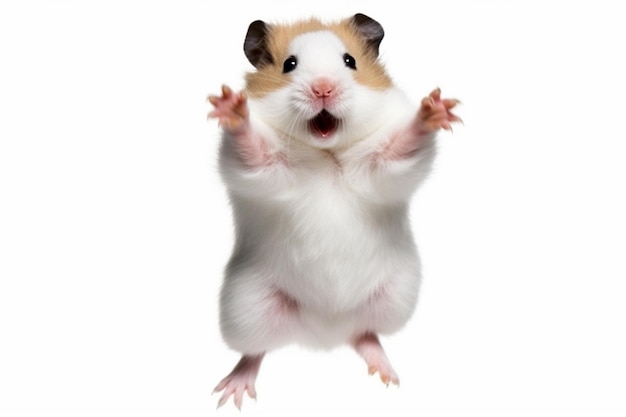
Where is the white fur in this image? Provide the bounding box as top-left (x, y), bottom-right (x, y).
top-left (218, 30), bottom-right (436, 354)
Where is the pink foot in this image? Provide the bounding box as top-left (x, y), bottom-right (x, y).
top-left (207, 85), bottom-right (249, 133)
top-left (416, 87), bottom-right (462, 132)
top-left (213, 354), bottom-right (264, 410)
top-left (353, 333), bottom-right (400, 386)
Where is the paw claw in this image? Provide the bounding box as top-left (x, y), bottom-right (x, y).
top-left (367, 364), bottom-right (400, 387)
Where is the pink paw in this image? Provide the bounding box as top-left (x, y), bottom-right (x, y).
top-left (213, 354), bottom-right (264, 410)
top-left (367, 357), bottom-right (400, 386)
top-left (207, 85), bottom-right (249, 132)
top-left (353, 333), bottom-right (400, 387)
top-left (417, 87), bottom-right (462, 132)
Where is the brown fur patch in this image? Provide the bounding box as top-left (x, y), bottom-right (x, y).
top-left (245, 17), bottom-right (392, 98)
top-left (328, 19), bottom-right (393, 90)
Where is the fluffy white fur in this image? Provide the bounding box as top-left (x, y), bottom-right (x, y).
top-left (218, 30), bottom-right (436, 354)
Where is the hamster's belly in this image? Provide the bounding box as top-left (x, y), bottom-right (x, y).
top-left (235, 181), bottom-right (419, 312)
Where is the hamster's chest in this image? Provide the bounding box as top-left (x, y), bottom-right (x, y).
top-left (273, 153), bottom-right (392, 260)
top-left (290, 148), bottom-right (360, 187)
top-left (289, 158), bottom-right (359, 226)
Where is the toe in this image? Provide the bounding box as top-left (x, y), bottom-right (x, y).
top-left (421, 96), bottom-right (435, 110)
top-left (221, 84), bottom-right (233, 97)
top-left (429, 87), bottom-right (442, 100)
top-left (234, 389), bottom-right (244, 410)
top-left (443, 98), bottom-right (461, 109)
top-left (216, 387), bottom-right (233, 409)
top-left (246, 384), bottom-right (258, 400)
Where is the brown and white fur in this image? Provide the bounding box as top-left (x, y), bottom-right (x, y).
top-left (208, 13), bottom-right (460, 409)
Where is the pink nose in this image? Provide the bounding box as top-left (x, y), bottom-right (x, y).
top-left (312, 79), bottom-right (334, 98)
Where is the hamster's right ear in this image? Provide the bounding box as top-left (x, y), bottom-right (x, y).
top-left (244, 20), bottom-right (274, 69)
top-left (350, 13), bottom-right (385, 57)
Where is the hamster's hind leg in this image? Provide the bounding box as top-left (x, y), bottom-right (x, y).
top-left (352, 332), bottom-right (400, 386)
top-left (215, 275), bottom-right (300, 408)
top-left (219, 278), bottom-right (300, 353)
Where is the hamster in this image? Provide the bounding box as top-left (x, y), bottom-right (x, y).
top-left (208, 13), bottom-right (460, 409)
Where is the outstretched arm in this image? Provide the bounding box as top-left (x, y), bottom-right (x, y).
top-left (381, 88), bottom-right (461, 161)
top-left (208, 85), bottom-right (275, 169)
top-left (362, 88), bottom-right (461, 204)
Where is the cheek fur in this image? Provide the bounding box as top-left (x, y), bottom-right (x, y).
top-left (245, 69), bottom-right (291, 99)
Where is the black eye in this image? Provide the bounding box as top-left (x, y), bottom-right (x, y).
top-left (343, 53), bottom-right (356, 70)
top-left (283, 55), bottom-right (297, 73)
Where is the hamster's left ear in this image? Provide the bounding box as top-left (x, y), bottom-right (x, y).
top-left (350, 13), bottom-right (385, 57)
top-left (244, 20), bottom-right (274, 68)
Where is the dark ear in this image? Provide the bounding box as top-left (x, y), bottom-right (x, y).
top-left (350, 13), bottom-right (385, 57)
top-left (244, 20), bottom-right (274, 68)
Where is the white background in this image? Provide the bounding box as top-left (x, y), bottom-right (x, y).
top-left (1, 0), bottom-right (625, 416)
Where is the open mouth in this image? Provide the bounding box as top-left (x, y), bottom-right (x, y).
top-left (309, 110), bottom-right (339, 139)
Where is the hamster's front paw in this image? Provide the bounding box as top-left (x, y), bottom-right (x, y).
top-left (208, 85), bottom-right (249, 132)
top-left (417, 88), bottom-right (462, 132)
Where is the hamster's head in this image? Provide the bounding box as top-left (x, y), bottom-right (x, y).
top-left (243, 13), bottom-right (393, 149)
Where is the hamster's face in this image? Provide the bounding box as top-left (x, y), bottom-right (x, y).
top-left (243, 15), bottom-right (393, 149)
top-left (270, 30), bottom-right (365, 148)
